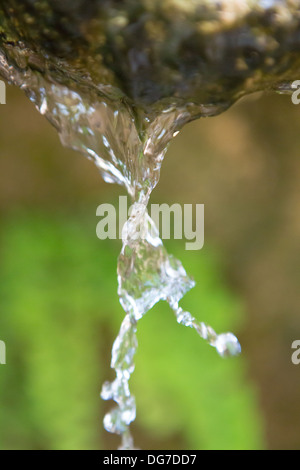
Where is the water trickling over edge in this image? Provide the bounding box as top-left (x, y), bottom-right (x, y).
top-left (1, 48), bottom-right (246, 449)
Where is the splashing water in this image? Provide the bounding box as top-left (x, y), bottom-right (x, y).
top-left (0, 47), bottom-right (245, 449)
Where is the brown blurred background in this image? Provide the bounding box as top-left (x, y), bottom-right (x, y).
top-left (0, 83), bottom-right (299, 449)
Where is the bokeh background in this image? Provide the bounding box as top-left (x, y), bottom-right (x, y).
top-left (0, 83), bottom-right (299, 450)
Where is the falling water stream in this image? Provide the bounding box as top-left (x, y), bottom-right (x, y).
top-left (2, 36), bottom-right (296, 447)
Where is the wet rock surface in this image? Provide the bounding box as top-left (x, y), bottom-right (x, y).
top-left (1, 1), bottom-right (300, 117)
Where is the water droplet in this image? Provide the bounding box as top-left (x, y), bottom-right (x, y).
top-left (215, 333), bottom-right (241, 357)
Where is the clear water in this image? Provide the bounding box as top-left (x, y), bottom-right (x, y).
top-left (1, 47), bottom-right (246, 449)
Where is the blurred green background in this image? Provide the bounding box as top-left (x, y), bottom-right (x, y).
top-left (0, 83), bottom-right (299, 449)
